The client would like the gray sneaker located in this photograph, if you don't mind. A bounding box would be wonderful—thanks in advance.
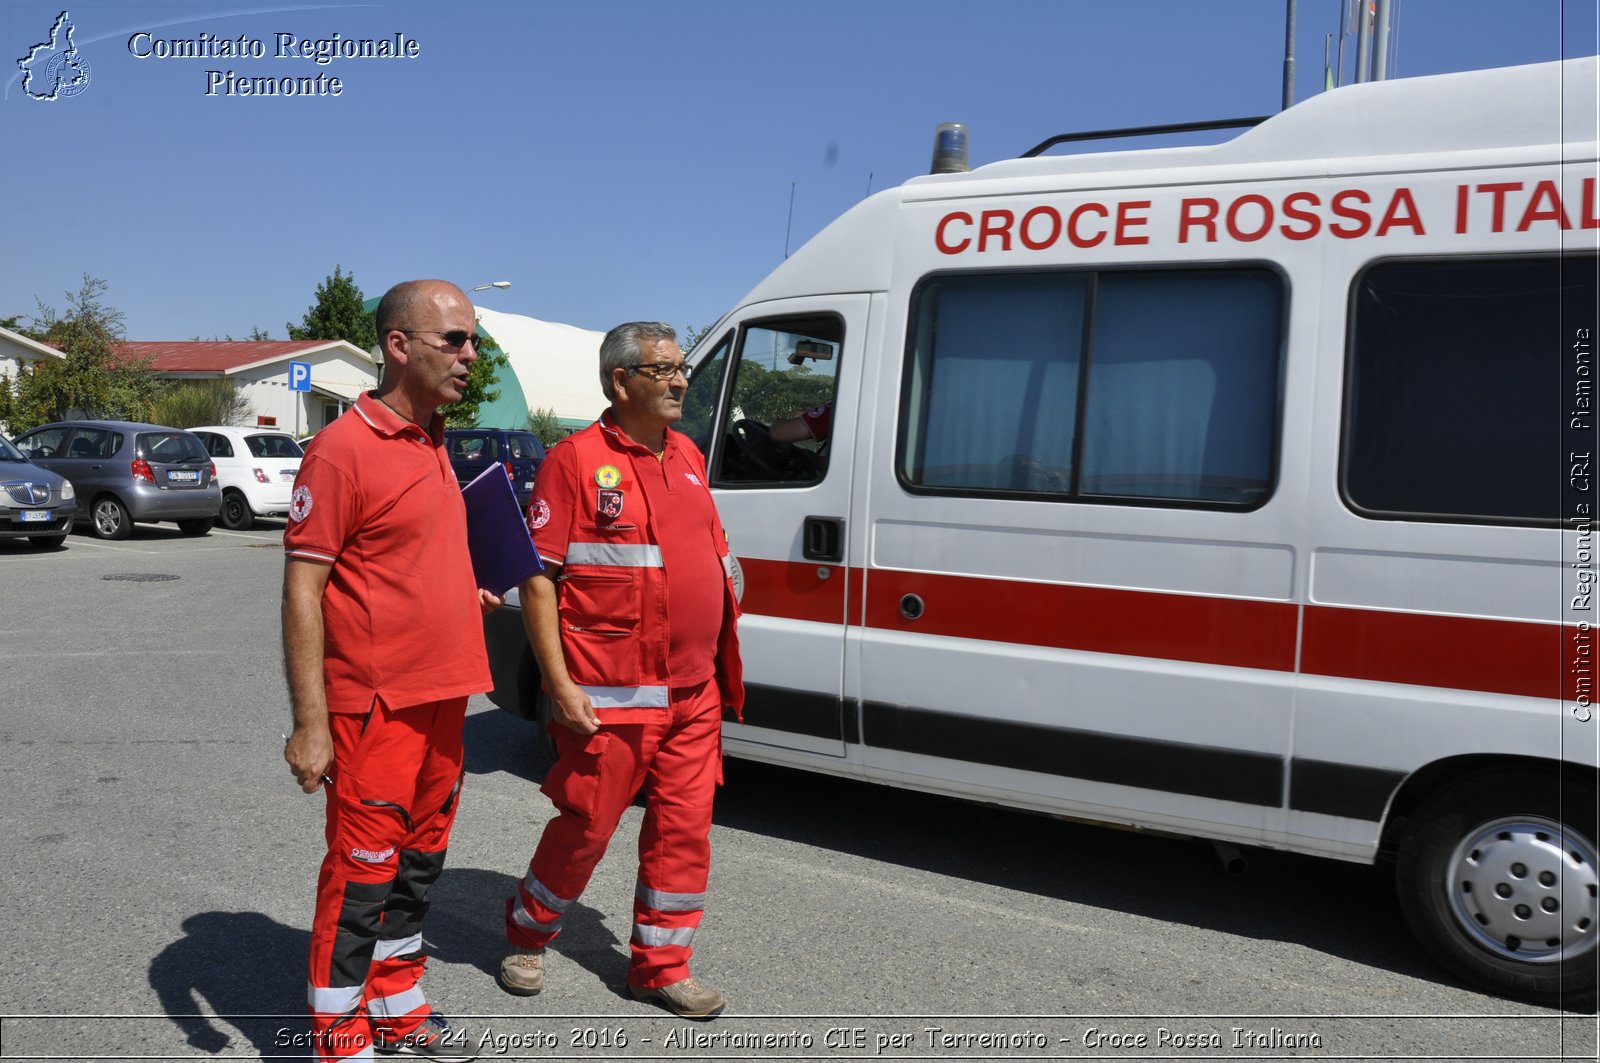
[629,976,726,1020]
[498,949,544,996]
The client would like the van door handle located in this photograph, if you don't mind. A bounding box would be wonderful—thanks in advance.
[802,516,844,563]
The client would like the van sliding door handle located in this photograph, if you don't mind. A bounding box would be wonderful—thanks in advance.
[802,516,844,563]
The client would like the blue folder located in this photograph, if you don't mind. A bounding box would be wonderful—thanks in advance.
[462,462,544,595]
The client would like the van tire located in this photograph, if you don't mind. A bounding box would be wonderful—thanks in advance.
[1396,770,1598,1010]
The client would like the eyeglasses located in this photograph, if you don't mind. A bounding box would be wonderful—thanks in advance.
[627,362,690,381]
[398,329,483,352]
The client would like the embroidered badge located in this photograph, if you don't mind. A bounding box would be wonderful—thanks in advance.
[595,464,621,488]
[527,497,550,531]
[598,488,624,519]
[684,471,702,486]
[289,485,313,522]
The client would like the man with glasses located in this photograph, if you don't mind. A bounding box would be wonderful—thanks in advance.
[284,279,493,1062]
[501,321,743,1020]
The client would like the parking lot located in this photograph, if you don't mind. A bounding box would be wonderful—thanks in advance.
[0,525,1593,1061]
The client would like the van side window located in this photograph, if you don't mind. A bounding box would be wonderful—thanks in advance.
[1344,255,1597,526]
[902,268,1283,507]
[712,316,843,487]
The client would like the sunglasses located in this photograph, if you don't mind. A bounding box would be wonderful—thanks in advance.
[399,329,483,351]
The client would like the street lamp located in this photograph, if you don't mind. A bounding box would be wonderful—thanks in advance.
[471,281,511,292]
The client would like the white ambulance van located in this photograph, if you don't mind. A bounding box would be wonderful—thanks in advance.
[488,56,1599,1006]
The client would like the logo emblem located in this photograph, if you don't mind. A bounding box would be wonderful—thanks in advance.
[18,11,91,102]
[595,465,621,488]
[527,497,550,531]
[684,472,702,486]
[598,488,624,519]
[289,485,313,522]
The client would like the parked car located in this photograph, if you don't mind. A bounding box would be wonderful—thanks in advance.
[190,426,304,530]
[443,428,546,507]
[11,420,221,540]
[0,433,77,548]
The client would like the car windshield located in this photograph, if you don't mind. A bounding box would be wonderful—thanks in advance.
[139,431,208,464]
[245,434,303,459]
[0,436,25,461]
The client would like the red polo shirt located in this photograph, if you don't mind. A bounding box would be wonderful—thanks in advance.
[284,393,491,712]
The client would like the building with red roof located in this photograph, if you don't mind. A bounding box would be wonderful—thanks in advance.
[119,338,379,435]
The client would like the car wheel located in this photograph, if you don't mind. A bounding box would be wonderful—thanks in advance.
[1396,769,1599,1009]
[177,518,213,537]
[218,490,253,531]
[91,496,132,541]
[28,534,67,549]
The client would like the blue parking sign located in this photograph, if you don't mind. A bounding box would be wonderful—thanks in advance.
[288,360,311,392]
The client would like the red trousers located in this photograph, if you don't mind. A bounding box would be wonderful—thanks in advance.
[307,696,466,1063]
[506,680,722,988]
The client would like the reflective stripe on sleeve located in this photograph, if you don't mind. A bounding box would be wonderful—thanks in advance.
[564,542,664,567]
[308,983,363,1014]
[632,924,696,948]
[367,985,426,1020]
[372,933,422,961]
[636,882,706,912]
[580,684,669,709]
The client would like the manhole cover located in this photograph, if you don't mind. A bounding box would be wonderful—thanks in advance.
[102,573,180,582]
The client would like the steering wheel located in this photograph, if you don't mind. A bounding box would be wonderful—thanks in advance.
[729,419,790,479]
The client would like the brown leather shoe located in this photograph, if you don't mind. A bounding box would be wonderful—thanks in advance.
[629,976,726,1019]
[498,950,544,996]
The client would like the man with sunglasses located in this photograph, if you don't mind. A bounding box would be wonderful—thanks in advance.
[501,322,743,1020]
[284,279,494,1062]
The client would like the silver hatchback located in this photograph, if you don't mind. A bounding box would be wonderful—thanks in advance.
[11,420,222,540]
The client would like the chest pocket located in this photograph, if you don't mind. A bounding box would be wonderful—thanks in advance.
[559,524,653,636]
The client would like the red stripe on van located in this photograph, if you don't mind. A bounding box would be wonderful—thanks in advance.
[861,568,1298,671]
[738,558,1577,699]
[1301,605,1571,700]
[739,556,848,623]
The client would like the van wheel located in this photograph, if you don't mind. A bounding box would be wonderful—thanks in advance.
[91,496,132,540]
[28,534,67,549]
[218,490,254,530]
[177,518,213,537]
[1396,770,1598,1009]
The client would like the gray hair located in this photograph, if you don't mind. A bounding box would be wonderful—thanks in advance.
[599,321,677,401]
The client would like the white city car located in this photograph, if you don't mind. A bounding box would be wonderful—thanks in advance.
[189,426,303,530]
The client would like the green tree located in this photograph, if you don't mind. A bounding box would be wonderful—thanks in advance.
[147,380,249,428]
[527,406,565,446]
[682,322,717,353]
[444,329,506,428]
[7,275,161,430]
[286,265,377,351]
[730,361,833,424]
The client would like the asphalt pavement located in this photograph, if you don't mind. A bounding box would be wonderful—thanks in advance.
[0,525,1593,1061]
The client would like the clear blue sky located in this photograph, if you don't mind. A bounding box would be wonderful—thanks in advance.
[2,0,1595,342]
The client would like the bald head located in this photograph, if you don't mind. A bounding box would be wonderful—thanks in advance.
[375,279,469,342]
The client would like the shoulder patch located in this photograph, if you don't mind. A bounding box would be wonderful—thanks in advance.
[289,485,313,522]
[527,497,551,531]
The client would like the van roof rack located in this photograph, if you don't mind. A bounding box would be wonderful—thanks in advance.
[1020,115,1272,158]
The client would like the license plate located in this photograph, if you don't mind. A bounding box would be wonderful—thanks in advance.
[168,470,198,483]
[523,482,534,490]
[280,470,297,481]
[20,509,51,522]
